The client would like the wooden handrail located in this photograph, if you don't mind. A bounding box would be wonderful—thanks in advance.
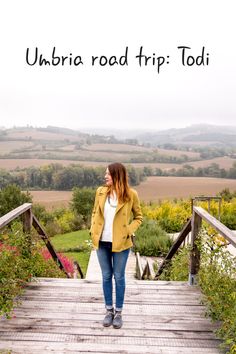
[153,205,236,285]
[73,261,84,279]
[189,206,236,285]
[0,203,32,229]
[193,206,236,247]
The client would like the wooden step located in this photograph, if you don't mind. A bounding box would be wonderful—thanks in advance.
[0,277,221,353]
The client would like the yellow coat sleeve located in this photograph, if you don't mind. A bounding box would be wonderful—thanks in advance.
[89,187,100,235]
[127,189,143,236]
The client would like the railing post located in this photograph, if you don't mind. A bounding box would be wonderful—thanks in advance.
[22,208,33,253]
[136,252,143,280]
[189,211,202,285]
[22,208,32,233]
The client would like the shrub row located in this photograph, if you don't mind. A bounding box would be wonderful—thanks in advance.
[157,228,236,353]
[133,218,173,256]
[142,198,236,232]
[0,222,69,318]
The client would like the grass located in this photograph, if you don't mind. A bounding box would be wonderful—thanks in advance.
[50,230,91,277]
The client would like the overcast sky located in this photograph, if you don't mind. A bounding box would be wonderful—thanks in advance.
[0,0,235,132]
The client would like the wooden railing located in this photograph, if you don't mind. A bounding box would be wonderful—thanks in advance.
[136,206,236,284]
[155,218,192,279]
[189,206,236,285]
[0,203,84,279]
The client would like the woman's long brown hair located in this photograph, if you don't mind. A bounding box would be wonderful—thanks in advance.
[107,163,131,202]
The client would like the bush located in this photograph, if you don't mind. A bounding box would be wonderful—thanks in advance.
[220,199,236,229]
[32,204,83,237]
[158,246,190,281]
[27,245,66,278]
[133,218,173,256]
[198,230,236,354]
[44,219,62,237]
[0,223,65,318]
[142,200,191,233]
[32,203,54,224]
[142,197,236,233]
[158,228,236,353]
[0,241,28,316]
[41,249,74,277]
[56,210,84,234]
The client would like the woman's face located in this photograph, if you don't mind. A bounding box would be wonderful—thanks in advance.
[105,168,113,186]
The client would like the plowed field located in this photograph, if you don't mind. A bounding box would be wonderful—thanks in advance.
[29,176,236,208]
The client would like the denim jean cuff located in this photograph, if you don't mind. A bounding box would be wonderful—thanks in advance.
[115,307,122,312]
[106,305,113,310]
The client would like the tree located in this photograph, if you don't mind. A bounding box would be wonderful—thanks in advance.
[0,184,32,216]
[71,187,96,225]
[0,169,13,188]
[143,166,153,176]
[227,162,236,179]
[218,188,236,202]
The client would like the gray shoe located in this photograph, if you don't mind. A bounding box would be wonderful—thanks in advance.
[113,311,123,329]
[103,309,114,327]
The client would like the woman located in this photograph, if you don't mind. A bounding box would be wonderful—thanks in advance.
[90,162,143,329]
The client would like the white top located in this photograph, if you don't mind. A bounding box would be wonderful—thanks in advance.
[101,192,118,242]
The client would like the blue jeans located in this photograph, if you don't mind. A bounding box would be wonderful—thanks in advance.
[96,241,130,311]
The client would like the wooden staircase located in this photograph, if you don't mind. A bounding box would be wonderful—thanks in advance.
[0,276,221,353]
[1,203,232,353]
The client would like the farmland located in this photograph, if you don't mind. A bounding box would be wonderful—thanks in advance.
[135,176,236,202]
[83,143,151,153]
[0,158,181,171]
[188,156,236,169]
[0,141,200,164]
[30,190,73,210]
[0,127,202,166]
[0,154,236,171]
[2,126,236,206]
[1,156,235,172]
[5,128,83,141]
[1,126,236,173]
[0,141,34,154]
[0,127,236,196]
[29,176,236,208]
